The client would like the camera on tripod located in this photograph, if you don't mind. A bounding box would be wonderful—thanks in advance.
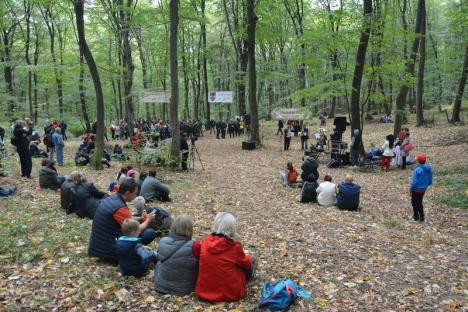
[190,135,198,145]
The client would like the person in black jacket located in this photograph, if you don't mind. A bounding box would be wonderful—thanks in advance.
[297,173,319,203]
[350,129,361,166]
[301,157,319,182]
[71,172,108,219]
[13,120,33,178]
[180,134,189,170]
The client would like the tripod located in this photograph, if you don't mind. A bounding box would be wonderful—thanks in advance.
[188,143,204,171]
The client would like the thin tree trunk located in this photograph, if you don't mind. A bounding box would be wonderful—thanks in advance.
[451,44,468,122]
[416,0,426,126]
[74,0,105,169]
[247,0,259,144]
[350,0,372,154]
[79,53,92,132]
[393,0,425,136]
[121,0,135,135]
[200,0,209,121]
[169,0,180,160]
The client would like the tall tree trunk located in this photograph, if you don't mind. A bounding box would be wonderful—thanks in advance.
[2,32,15,113]
[74,0,105,169]
[79,53,92,132]
[416,0,426,126]
[169,0,180,161]
[246,0,260,144]
[200,0,209,121]
[350,0,372,154]
[393,0,425,136]
[136,28,150,120]
[24,1,33,119]
[428,32,443,111]
[121,0,135,136]
[451,44,468,123]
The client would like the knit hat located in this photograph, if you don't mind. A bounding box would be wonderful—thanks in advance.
[127,169,136,177]
[416,154,427,163]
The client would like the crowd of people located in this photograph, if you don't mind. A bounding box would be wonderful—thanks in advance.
[0,113,435,304]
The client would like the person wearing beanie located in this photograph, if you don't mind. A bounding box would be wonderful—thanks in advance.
[409,154,433,222]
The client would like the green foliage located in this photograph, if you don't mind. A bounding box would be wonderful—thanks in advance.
[434,166,468,209]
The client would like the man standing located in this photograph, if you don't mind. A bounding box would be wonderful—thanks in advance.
[88,178,156,264]
[350,129,361,167]
[52,127,65,166]
[409,154,433,222]
[276,120,284,135]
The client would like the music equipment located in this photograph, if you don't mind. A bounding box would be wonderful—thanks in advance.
[242,141,256,150]
[333,117,349,132]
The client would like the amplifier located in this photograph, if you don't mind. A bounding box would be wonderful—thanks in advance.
[242,141,256,150]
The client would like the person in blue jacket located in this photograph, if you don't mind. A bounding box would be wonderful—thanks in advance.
[336,174,361,211]
[409,154,433,222]
[117,219,158,277]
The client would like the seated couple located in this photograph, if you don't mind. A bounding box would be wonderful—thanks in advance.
[280,157,319,187]
[297,174,361,211]
[61,171,108,219]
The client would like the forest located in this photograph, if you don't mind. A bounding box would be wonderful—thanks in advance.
[1,0,466,140]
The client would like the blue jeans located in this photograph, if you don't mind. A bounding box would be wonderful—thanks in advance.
[56,146,64,165]
[139,228,157,245]
[0,187,16,197]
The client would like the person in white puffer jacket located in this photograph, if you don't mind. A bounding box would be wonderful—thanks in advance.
[316,175,337,206]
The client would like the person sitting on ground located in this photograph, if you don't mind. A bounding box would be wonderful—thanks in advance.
[71,172,109,219]
[88,178,157,264]
[297,173,319,203]
[39,159,65,191]
[109,167,129,192]
[336,174,361,211]
[30,140,48,158]
[301,156,319,182]
[116,219,158,277]
[140,170,171,202]
[113,144,123,155]
[133,196,172,233]
[195,212,256,302]
[75,148,90,166]
[61,171,80,214]
[316,175,337,207]
[154,215,200,295]
[0,187,16,197]
[279,161,298,187]
[137,172,147,195]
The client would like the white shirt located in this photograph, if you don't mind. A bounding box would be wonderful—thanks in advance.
[381,140,394,157]
[316,181,337,206]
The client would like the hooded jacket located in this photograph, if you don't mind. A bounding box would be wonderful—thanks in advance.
[410,163,433,193]
[116,236,156,277]
[39,166,61,190]
[195,234,253,302]
[72,182,108,219]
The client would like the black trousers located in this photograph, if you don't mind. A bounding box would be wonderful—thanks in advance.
[221,129,226,139]
[411,191,425,221]
[284,138,291,150]
[401,156,407,169]
[181,151,188,170]
[276,128,283,135]
[18,148,32,177]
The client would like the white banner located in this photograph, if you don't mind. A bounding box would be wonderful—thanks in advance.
[140,91,171,103]
[208,91,233,103]
[272,108,308,120]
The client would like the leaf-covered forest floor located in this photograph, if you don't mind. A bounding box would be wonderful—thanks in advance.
[0,120,467,311]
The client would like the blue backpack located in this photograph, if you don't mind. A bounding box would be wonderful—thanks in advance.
[258,278,313,311]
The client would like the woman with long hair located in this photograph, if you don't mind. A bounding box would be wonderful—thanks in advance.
[381,134,395,171]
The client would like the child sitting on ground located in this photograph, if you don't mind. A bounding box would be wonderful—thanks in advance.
[133,196,172,235]
[116,218,158,277]
[280,161,298,187]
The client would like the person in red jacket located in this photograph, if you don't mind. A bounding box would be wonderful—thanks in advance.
[195,212,256,302]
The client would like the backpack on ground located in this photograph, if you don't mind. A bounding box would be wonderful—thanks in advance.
[258,277,313,311]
